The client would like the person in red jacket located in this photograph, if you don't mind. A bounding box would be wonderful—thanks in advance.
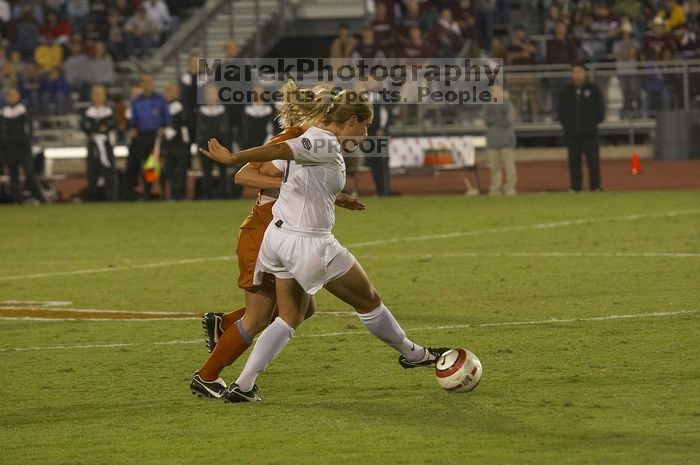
[40,10,71,45]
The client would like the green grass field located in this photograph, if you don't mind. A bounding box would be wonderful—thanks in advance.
[1,191,699,465]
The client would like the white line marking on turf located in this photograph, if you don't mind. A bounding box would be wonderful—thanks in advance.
[2,209,699,282]
[0,309,695,352]
[0,256,234,282]
[345,209,700,248]
[358,252,700,259]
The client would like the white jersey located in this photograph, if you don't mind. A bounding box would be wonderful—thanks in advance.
[271,126,346,234]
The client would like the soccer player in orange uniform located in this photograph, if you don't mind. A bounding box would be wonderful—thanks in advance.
[190,121,364,398]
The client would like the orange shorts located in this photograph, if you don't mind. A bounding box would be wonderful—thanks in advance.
[236,200,275,291]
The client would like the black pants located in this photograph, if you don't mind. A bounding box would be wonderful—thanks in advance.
[125,131,157,199]
[566,136,601,191]
[365,151,391,196]
[4,142,46,203]
[86,141,118,201]
[163,141,190,200]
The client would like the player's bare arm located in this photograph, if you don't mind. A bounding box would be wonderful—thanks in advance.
[200,138,293,165]
[234,162,283,189]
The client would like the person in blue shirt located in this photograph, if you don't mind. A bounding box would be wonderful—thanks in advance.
[125,73,170,199]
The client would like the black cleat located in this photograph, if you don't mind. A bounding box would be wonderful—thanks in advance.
[223,383,262,403]
[190,372,227,399]
[202,312,224,352]
[399,347,451,369]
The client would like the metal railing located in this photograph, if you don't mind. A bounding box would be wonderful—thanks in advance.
[145,0,292,77]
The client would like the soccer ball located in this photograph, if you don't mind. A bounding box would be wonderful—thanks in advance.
[435,348,482,392]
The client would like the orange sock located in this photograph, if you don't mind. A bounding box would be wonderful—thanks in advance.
[221,307,246,331]
[198,320,252,381]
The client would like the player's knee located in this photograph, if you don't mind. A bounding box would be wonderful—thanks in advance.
[356,288,382,313]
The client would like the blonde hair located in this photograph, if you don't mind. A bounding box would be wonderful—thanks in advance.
[277,80,373,129]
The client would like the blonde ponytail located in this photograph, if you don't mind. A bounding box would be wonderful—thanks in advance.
[276,80,373,129]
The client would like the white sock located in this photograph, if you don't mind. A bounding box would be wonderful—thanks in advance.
[357,303,426,362]
[235,317,295,392]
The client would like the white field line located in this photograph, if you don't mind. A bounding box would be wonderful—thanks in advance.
[357,251,700,259]
[0,309,696,353]
[345,209,700,248]
[2,209,699,283]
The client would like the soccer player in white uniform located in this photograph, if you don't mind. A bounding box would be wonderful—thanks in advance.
[200,82,448,402]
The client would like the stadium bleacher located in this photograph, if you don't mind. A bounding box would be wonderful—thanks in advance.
[1,0,699,203]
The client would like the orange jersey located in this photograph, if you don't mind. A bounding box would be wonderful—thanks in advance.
[236,126,303,290]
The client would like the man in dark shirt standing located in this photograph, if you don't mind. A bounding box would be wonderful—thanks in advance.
[126,73,170,199]
[558,63,605,192]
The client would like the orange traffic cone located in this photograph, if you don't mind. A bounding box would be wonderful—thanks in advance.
[630,153,641,175]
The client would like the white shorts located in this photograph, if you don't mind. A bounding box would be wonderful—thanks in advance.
[253,221,356,295]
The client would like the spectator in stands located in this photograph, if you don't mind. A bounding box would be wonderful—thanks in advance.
[111,0,133,19]
[489,36,507,60]
[558,63,604,192]
[506,24,538,120]
[40,66,70,115]
[582,2,618,62]
[370,3,394,55]
[546,20,578,119]
[40,9,71,45]
[399,1,431,43]
[351,27,387,66]
[89,0,109,26]
[14,5,41,60]
[86,41,115,89]
[368,0,398,24]
[613,17,641,117]
[83,19,104,48]
[18,63,41,111]
[679,0,700,57]
[0,87,46,203]
[329,23,357,69]
[451,0,479,46]
[544,3,564,35]
[432,8,464,57]
[655,0,686,32]
[34,36,63,73]
[143,0,173,42]
[81,84,118,201]
[196,83,230,199]
[0,0,10,38]
[162,83,190,200]
[398,26,433,123]
[11,3,44,24]
[0,50,23,91]
[63,42,89,100]
[644,16,677,57]
[484,84,517,195]
[66,0,89,30]
[124,5,158,57]
[106,12,127,61]
[125,73,170,200]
